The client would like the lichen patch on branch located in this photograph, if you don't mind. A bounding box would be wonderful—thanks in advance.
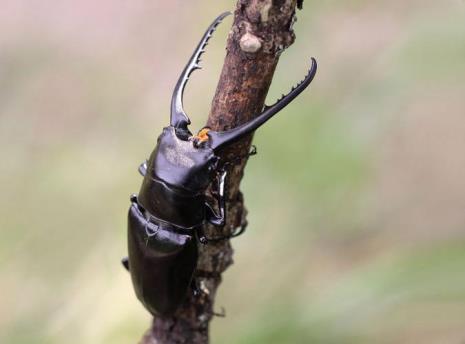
[260,0,273,22]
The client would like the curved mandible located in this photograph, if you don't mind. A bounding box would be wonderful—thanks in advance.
[208,57,318,151]
[170,11,231,131]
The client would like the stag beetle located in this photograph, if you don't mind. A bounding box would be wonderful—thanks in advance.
[122,12,317,317]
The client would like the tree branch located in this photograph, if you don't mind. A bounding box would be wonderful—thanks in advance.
[140,1,300,343]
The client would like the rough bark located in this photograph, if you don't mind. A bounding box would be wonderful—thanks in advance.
[140,1,300,343]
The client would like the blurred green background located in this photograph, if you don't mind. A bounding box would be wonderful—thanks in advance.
[1,1,465,343]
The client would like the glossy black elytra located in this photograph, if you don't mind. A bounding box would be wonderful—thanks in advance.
[122,12,317,317]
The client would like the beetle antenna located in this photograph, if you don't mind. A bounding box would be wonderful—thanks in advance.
[208,58,317,151]
[170,11,231,133]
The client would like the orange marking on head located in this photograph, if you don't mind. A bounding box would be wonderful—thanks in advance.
[195,128,210,143]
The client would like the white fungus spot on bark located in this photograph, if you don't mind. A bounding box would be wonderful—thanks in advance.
[260,0,272,22]
[240,32,262,53]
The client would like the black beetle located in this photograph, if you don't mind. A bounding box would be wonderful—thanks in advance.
[122,12,317,317]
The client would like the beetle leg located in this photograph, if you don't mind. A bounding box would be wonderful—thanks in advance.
[230,218,248,238]
[203,170,251,242]
[204,202,248,243]
[208,58,317,151]
[170,12,231,134]
[121,257,129,271]
[138,160,148,176]
[199,222,247,243]
[205,203,223,226]
[205,170,227,226]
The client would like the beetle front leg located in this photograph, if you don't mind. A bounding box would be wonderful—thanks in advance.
[205,170,227,227]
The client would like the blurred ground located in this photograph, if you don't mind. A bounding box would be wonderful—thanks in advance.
[1,1,464,343]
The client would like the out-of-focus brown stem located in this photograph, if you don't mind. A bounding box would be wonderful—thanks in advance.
[141,1,300,343]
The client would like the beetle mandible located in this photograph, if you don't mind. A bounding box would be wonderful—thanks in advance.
[122,12,317,317]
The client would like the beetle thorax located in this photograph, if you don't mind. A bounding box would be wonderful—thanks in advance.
[164,136,197,168]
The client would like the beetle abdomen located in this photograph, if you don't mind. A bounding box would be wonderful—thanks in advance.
[127,200,198,316]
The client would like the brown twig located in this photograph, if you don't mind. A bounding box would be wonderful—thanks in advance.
[140,1,300,343]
